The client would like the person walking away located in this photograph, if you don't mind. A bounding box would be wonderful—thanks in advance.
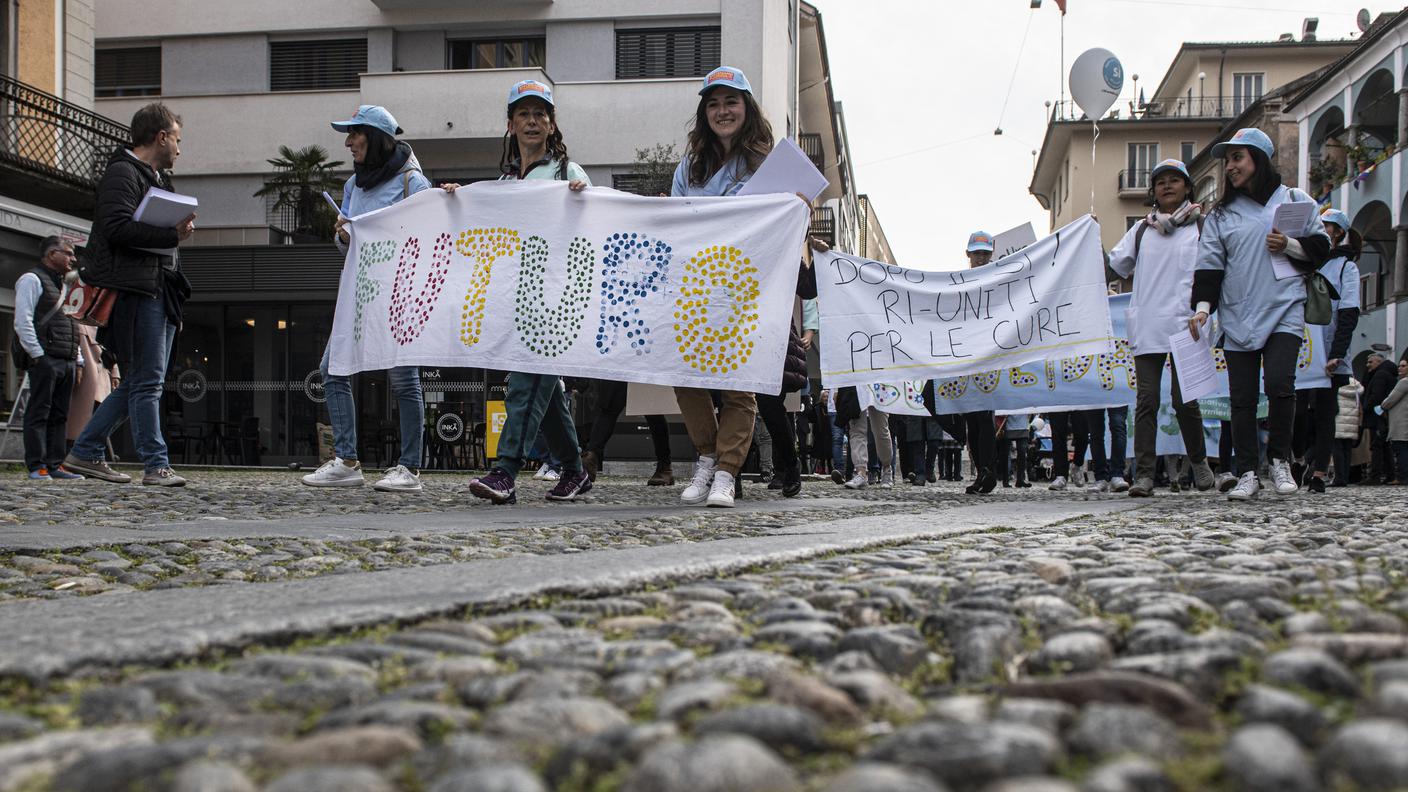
[451,81,593,505]
[14,237,84,480]
[1189,128,1330,500]
[300,105,430,492]
[64,104,194,487]
[1107,158,1216,497]
[1297,209,1361,492]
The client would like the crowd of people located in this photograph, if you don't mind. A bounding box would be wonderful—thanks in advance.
[12,78,1408,502]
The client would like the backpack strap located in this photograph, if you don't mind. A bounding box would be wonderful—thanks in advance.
[1133,223,1148,261]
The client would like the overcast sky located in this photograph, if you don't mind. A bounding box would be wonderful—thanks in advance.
[818,0,1385,267]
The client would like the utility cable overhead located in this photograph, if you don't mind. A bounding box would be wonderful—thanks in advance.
[994,8,1037,136]
[854,132,989,168]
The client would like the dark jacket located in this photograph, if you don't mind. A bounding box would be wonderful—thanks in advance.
[1366,358,1399,410]
[28,266,78,360]
[81,148,184,298]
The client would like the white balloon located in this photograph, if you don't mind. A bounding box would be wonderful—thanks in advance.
[1069,48,1124,120]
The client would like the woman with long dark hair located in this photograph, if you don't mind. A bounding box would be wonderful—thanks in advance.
[1189,128,1330,500]
[670,66,815,507]
[1297,209,1361,489]
[449,80,594,505]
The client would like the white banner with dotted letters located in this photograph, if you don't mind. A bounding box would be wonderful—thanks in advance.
[814,215,1114,387]
[328,181,810,392]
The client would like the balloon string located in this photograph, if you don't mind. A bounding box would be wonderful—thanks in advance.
[1090,119,1100,216]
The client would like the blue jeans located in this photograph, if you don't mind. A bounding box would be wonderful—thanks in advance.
[319,344,423,469]
[1082,406,1129,481]
[495,372,581,480]
[829,418,846,473]
[71,294,175,472]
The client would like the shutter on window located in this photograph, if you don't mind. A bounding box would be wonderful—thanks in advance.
[615,27,721,80]
[95,48,161,97]
[270,39,367,92]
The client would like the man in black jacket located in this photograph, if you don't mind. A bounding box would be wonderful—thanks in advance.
[63,103,195,487]
[1364,350,1399,484]
[13,237,84,480]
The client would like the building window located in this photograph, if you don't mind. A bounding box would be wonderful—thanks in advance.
[1196,176,1218,206]
[1233,72,1264,115]
[1181,141,1195,164]
[447,38,545,70]
[270,39,367,92]
[95,47,161,97]
[615,27,721,80]
[1126,217,1143,230]
[1125,142,1159,190]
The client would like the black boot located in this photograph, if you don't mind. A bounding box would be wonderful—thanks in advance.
[782,464,802,498]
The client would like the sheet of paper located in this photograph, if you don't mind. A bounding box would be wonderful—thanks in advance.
[323,191,343,216]
[1267,200,1315,281]
[133,187,197,256]
[1169,327,1219,403]
[736,137,829,202]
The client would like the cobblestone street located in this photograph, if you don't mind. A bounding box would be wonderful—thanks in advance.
[2,471,1408,791]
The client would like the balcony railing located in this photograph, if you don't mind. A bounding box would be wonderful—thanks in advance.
[0,74,130,193]
[809,205,835,246]
[1118,169,1151,195]
[1049,96,1230,122]
[799,132,824,171]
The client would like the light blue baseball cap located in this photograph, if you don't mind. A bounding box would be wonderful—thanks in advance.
[1150,158,1191,182]
[699,66,753,96]
[1211,127,1274,160]
[966,231,995,253]
[507,79,554,108]
[1321,208,1350,230]
[330,105,402,136]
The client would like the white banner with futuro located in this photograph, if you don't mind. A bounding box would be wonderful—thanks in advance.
[814,215,1114,387]
[328,181,810,392]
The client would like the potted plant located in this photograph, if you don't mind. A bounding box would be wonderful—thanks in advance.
[1345,143,1373,173]
[254,145,344,244]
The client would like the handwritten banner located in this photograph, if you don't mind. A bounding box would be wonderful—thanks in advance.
[328,181,810,392]
[815,215,1113,386]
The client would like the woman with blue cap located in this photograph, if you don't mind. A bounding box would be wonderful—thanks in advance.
[956,231,998,495]
[1107,158,1215,497]
[449,80,592,506]
[302,105,431,493]
[669,65,817,508]
[1295,208,1361,490]
[1188,127,1331,500]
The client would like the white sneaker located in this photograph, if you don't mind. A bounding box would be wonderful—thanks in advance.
[681,455,717,504]
[1048,476,1067,491]
[1215,471,1239,493]
[706,470,736,508]
[880,469,894,489]
[1110,476,1130,493]
[302,458,364,487]
[1269,459,1298,495]
[374,464,422,492]
[1070,466,1086,487]
[844,473,868,490]
[533,465,561,481]
[1227,471,1261,501]
[1086,479,1111,493]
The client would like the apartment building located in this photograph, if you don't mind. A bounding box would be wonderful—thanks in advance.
[1029,31,1354,283]
[1,0,128,420]
[90,0,871,467]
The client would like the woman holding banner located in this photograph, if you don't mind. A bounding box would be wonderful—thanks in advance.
[669,66,816,508]
[1189,128,1330,500]
[450,80,594,505]
[1107,158,1215,497]
[959,231,999,495]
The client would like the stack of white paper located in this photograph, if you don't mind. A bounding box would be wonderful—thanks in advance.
[737,137,830,202]
[134,187,198,255]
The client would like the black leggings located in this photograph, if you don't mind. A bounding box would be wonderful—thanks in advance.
[1295,375,1348,475]
[586,379,670,463]
[1049,411,1090,477]
[756,392,798,470]
[1225,332,1301,475]
[963,410,996,474]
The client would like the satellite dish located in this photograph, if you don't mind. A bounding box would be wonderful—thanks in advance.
[1357,8,1372,33]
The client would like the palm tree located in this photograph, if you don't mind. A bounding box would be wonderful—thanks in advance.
[254,145,344,243]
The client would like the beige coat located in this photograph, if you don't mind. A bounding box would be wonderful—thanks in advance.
[66,324,119,440]
[1381,378,1408,442]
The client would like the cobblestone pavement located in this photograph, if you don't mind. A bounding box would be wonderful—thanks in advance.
[2,471,1408,791]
